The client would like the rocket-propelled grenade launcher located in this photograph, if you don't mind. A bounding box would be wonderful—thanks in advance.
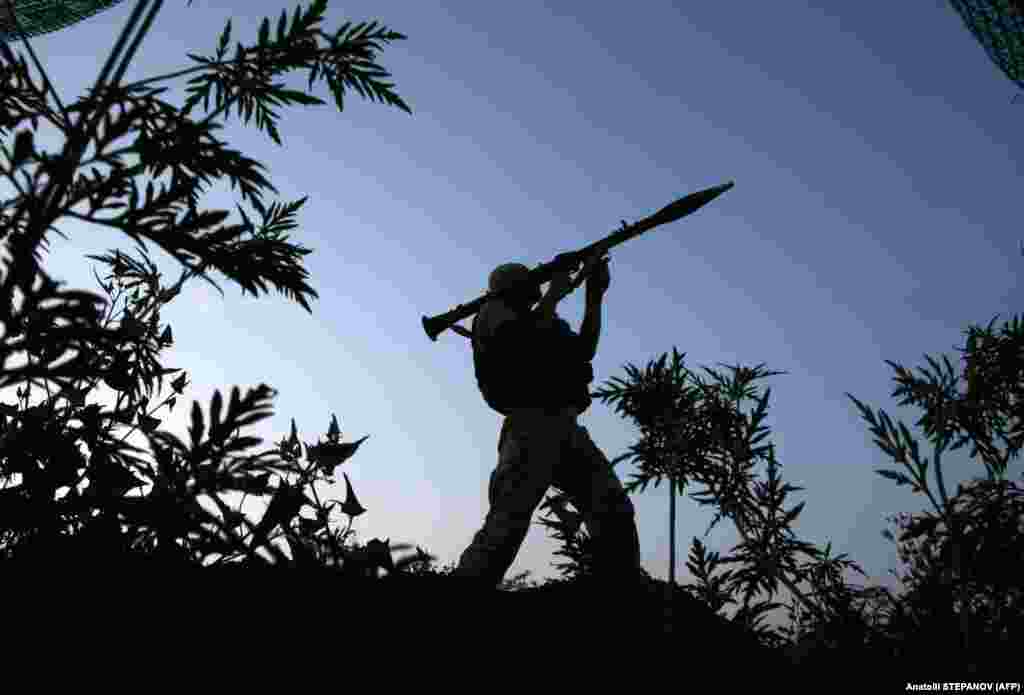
[421,180,735,342]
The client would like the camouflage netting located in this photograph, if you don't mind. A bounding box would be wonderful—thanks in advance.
[948,0,1024,95]
[0,0,127,41]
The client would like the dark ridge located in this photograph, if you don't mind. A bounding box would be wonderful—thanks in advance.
[4,556,1017,684]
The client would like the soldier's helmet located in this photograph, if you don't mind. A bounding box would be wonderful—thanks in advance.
[488,263,541,304]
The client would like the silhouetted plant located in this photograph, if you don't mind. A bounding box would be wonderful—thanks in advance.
[534,323,1022,672]
[0,0,434,578]
[847,313,1023,668]
[534,490,595,582]
[533,349,866,647]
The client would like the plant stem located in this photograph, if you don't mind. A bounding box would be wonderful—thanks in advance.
[63,209,132,230]
[725,410,828,627]
[3,0,71,131]
[5,1,152,309]
[122,45,302,93]
[665,471,677,633]
[930,405,971,656]
[109,0,164,90]
[668,473,676,587]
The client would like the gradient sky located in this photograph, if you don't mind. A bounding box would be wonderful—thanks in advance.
[4,0,1021,613]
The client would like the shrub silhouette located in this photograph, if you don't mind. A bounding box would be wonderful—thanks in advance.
[527,318,1021,679]
[0,1,440,585]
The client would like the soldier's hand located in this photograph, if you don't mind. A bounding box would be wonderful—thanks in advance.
[585,256,610,297]
[548,268,573,297]
[551,252,578,272]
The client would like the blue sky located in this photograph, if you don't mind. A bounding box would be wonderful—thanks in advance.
[4,0,1020,611]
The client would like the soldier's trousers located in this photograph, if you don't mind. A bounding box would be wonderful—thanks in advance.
[454,406,641,588]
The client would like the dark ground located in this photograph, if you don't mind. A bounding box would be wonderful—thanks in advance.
[4,557,1016,688]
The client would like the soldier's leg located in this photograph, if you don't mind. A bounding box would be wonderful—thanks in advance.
[553,424,641,581]
[454,417,565,588]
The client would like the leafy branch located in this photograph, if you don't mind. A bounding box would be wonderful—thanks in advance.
[0,0,412,327]
[576,349,863,636]
[0,0,428,581]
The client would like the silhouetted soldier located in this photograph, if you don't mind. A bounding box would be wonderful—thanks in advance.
[453,255,642,589]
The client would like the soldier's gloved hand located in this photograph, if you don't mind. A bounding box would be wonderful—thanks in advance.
[585,256,610,298]
[551,252,579,272]
[548,268,573,298]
